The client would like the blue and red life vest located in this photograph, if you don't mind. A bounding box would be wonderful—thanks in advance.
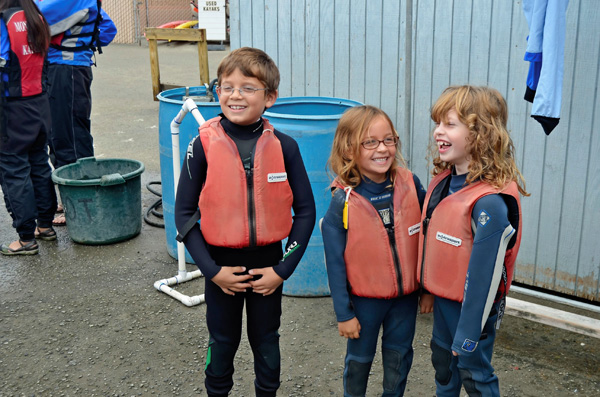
[0,7,46,98]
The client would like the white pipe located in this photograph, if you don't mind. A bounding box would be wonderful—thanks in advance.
[154,97,207,306]
[511,285,600,314]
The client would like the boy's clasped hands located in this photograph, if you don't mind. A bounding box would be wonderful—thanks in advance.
[212,265,284,296]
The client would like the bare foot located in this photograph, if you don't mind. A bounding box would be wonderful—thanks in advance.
[53,214,66,226]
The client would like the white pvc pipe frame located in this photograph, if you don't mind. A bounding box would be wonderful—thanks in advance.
[154,98,206,306]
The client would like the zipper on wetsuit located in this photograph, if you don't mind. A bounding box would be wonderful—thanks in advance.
[386,225,404,296]
[245,161,257,247]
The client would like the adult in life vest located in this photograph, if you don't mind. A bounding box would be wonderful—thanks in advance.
[35,0,116,225]
[0,0,57,255]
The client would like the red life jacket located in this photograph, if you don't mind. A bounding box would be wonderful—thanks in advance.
[199,117,294,248]
[1,8,45,98]
[334,167,422,299]
[417,169,522,302]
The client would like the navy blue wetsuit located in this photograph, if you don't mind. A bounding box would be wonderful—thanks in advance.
[429,172,515,397]
[175,115,316,397]
[322,174,426,397]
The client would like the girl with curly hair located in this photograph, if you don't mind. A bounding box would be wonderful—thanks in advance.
[418,85,529,396]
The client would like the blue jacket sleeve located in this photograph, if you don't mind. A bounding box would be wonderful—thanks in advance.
[451,194,515,355]
[272,131,316,280]
[322,189,355,322]
[98,9,116,46]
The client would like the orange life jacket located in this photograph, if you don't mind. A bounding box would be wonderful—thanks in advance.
[333,168,422,299]
[199,117,293,248]
[417,169,522,302]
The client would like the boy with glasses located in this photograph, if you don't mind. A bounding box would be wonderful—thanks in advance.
[175,47,316,397]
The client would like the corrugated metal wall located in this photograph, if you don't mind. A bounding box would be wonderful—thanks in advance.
[230,0,600,301]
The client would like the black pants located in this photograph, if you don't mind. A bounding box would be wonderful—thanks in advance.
[47,64,94,168]
[204,274,283,397]
[0,94,57,240]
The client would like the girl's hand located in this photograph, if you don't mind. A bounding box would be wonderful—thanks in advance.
[248,267,284,296]
[211,266,253,295]
[338,317,361,339]
[419,293,434,314]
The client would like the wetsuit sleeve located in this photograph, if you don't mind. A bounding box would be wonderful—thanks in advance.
[174,135,222,280]
[98,9,117,46]
[272,131,317,280]
[451,194,515,355]
[322,189,355,322]
[412,173,427,210]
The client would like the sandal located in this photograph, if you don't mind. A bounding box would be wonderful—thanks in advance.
[1,240,39,256]
[52,213,66,226]
[35,227,57,241]
[56,204,64,214]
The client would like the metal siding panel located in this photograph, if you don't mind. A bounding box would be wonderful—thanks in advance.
[305,0,320,95]
[507,1,539,284]
[239,0,253,47]
[334,0,350,99]
[291,0,306,96]
[558,0,600,299]
[533,0,578,291]
[468,0,492,84]
[449,0,472,84]
[230,0,241,49]
[319,0,335,97]
[488,0,512,93]
[252,0,266,49]
[431,0,453,109]
[411,0,435,182]
[350,0,367,103]
[397,0,410,156]
[277,0,293,96]
[380,0,401,135]
[579,46,600,300]
[364,0,383,106]
[264,0,279,63]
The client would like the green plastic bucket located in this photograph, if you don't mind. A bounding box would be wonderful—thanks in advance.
[52,157,145,245]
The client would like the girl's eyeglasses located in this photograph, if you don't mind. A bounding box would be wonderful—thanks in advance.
[361,136,399,149]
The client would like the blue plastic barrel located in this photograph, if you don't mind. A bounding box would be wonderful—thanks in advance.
[264,97,362,296]
[157,86,221,262]
[157,89,362,295]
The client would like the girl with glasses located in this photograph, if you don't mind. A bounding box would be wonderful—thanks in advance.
[322,105,433,396]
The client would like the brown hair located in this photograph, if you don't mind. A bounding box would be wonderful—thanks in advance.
[429,85,529,196]
[217,47,280,94]
[328,105,406,188]
[0,0,50,57]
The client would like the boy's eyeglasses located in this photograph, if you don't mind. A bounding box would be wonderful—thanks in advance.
[217,86,268,97]
[361,136,399,149]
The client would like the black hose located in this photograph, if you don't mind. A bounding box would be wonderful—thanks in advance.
[144,180,164,228]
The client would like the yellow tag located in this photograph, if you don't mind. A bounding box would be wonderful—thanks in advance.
[342,187,352,230]
[343,201,349,230]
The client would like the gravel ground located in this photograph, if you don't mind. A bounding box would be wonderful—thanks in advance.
[1,43,599,396]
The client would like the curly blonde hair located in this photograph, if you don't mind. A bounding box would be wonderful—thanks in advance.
[328,105,406,188]
[429,85,529,196]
